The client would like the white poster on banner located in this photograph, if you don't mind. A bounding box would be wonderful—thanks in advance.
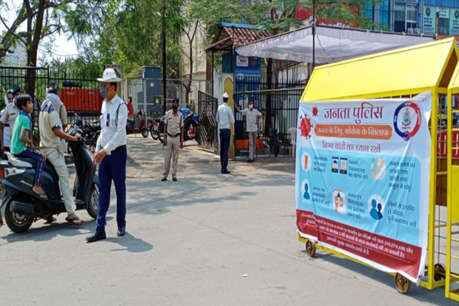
[295,93,432,282]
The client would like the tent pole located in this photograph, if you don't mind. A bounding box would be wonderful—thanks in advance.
[312,0,316,74]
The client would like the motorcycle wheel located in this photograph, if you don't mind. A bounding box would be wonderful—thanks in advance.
[86,184,99,219]
[141,129,149,138]
[4,197,33,233]
[150,126,159,140]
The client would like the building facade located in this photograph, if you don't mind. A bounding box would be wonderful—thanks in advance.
[364,0,459,36]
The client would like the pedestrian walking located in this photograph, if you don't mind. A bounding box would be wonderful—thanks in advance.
[87,68,128,243]
[162,99,183,182]
[236,101,262,162]
[216,92,234,174]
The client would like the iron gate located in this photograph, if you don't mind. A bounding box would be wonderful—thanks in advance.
[234,82,303,156]
[198,91,218,152]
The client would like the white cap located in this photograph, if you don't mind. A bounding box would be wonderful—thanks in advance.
[97,68,122,83]
[222,92,229,99]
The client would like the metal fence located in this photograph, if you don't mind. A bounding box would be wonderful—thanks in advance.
[0,65,102,138]
[197,91,218,152]
[126,78,207,118]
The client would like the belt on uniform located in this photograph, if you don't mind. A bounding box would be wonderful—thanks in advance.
[167,133,181,138]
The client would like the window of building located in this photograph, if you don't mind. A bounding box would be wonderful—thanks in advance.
[394,1,406,32]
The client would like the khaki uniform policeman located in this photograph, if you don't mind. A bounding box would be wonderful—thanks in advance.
[162,101,183,181]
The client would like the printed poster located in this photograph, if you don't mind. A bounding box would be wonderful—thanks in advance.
[295,93,432,282]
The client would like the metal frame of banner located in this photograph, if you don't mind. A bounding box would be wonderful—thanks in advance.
[446,83,459,302]
[297,38,459,302]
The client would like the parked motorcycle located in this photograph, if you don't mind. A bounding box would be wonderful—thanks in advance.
[150,117,165,144]
[179,106,200,143]
[127,111,153,138]
[149,106,200,144]
[0,123,99,233]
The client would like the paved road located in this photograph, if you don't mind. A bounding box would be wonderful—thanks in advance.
[0,137,455,306]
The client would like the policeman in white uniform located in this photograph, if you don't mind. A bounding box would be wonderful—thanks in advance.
[87,68,128,243]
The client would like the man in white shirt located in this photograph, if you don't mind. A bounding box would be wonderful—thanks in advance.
[40,96,82,224]
[216,92,234,174]
[236,101,262,162]
[87,68,128,243]
[0,88,19,152]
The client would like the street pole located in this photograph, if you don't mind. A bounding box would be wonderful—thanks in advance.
[161,0,167,113]
[312,0,316,73]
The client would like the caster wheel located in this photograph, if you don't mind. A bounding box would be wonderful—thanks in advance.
[394,273,411,294]
[305,240,317,258]
[434,263,446,281]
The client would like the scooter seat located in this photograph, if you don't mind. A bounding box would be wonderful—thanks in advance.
[5,152,33,168]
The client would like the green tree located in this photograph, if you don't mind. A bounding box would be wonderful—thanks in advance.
[0,0,75,96]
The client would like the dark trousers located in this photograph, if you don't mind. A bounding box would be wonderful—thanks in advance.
[15,149,45,186]
[96,145,127,232]
[219,129,231,172]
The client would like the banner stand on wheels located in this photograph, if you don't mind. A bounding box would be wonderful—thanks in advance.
[296,37,459,300]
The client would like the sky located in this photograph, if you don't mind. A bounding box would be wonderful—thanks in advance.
[1,0,80,63]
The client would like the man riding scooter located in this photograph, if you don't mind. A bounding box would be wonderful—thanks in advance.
[39,89,82,225]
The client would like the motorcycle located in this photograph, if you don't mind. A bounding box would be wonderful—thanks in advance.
[149,106,200,144]
[127,111,153,138]
[0,123,99,233]
[179,106,200,143]
[150,116,165,144]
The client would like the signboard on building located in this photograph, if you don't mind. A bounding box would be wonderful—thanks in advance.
[451,9,459,35]
[296,93,432,282]
[236,55,249,67]
[423,6,435,34]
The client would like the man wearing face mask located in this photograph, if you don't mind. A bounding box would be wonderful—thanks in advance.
[161,99,183,182]
[39,88,82,225]
[236,100,262,162]
[0,88,20,153]
[87,68,128,243]
[45,83,68,127]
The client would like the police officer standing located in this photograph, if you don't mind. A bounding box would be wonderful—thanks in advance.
[216,92,234,174]
[87,68,128,243]
[162,99,183,182]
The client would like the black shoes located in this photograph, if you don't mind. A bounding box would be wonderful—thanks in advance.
[247,159,255,163]
[86,230,107,243]
[117,227,126,237]
[221,170,231,175]
[172,177,178,182]
[161,178,167,182]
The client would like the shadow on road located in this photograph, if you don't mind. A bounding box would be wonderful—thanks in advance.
[0,217,101,244]
[106,232,154,253]
[310,252,457,306]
